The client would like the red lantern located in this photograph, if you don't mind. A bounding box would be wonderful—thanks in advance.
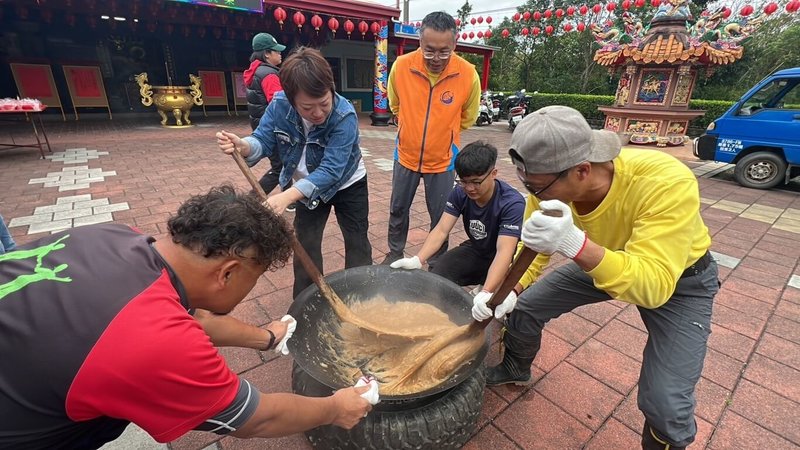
[545,25,554,35]
[740,4,754,16]
[579,4,589,14]
[532,26,541,35]
[468,31,475,39]
[622,0,632,9]
[328,17,339,34]
[521,27,529,36]
[556,8,564,18]
[513,12,521,21]
[311,14,323,33]
[470,17,476,25]
[501,28,510,38]
[485,29,492,37]
[462,32,468,40]
[477,30,484,38]
[358,20,368,38]
[273,7,286,29]
[592,3,602,14]
[651,0,661,7]
[567,6,576,15]
[544,9,552,19]
[344,19,355,37]
[533,11,542,20]
[606,2,617,11]
[722,7,732,17]
[478,16,484,23]
[292,11,305,30]
[763,2,778,14]
[370,21,380,35]
[787,0,800,12]
[635,0,645,7]
[564,23,573,32]
[577,22,586,32]
[455,18,461,26]
[486,16,493,24]
[523,11,531,21]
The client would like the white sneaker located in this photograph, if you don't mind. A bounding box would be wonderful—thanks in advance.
[286,204,296,212]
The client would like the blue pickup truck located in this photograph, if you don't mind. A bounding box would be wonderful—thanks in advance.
[694,67,800,189]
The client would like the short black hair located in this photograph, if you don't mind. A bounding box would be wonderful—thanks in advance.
[455,141,498,178]
[167,185,293,271]
[420,11,457,38]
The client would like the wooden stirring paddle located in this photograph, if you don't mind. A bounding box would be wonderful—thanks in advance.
[380,246,539,389]
[229,149,436,341]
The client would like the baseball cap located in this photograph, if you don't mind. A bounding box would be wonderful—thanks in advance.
[509,105,621,174]
[252,33,286,52]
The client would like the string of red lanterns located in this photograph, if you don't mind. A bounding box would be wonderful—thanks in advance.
[446,0,798,41]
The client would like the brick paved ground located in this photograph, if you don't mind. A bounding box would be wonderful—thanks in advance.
[1,113,799,450]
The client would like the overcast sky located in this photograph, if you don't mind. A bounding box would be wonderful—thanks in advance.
[374,0,523,24]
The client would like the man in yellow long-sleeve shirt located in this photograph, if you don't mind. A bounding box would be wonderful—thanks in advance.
[381,11,481,266]
[481,106,719,450]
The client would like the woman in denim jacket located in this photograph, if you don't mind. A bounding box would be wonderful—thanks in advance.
[217,47,372,298]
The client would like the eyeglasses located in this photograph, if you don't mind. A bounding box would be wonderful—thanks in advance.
[455,170,493,188]
[422,50,452,60]
[517,168,568,197]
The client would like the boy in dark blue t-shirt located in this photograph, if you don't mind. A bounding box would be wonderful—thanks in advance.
[391,141,525,320]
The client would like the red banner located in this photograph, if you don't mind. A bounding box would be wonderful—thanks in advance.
[65,67,102,98]
[15,66,53,98]
[200,72,224,98]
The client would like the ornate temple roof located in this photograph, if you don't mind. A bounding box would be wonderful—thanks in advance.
[592,4,761,67]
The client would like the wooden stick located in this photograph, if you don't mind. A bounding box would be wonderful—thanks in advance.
[229,149,433,340]
[383,247,538,388]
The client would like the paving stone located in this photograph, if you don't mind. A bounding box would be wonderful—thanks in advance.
[27,219,73,234]
[53,208,94,221]
[73,212,114,227]
[98,424,165,449]
[72,199,111,209]
[56,194,93,204]
[93,202,130,214]
[709,411,797,449]
[8,213,54,227]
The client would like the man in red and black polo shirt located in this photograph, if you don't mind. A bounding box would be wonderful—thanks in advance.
[0,185,372,448]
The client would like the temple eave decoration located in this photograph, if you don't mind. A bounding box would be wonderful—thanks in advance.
[593,1,764,147]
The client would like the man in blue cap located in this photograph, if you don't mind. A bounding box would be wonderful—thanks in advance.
[245,33,295,211]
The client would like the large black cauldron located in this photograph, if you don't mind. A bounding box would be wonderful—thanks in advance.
[288,265,488,449]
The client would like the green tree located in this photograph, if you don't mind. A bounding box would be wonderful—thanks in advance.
[456,1,472,33]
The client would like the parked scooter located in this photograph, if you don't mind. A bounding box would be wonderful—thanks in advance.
[476,101,492,126]
[490,98,501,121]
[508,102,527,131]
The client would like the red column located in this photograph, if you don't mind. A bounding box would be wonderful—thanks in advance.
[481,51,492,91]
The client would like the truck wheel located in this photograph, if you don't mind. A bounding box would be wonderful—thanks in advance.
[292,362,485,450]
[734,152,787,190]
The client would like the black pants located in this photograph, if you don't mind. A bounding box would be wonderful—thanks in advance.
[430,241,493,286]
[292,176,372,298]
[258,152,292,195]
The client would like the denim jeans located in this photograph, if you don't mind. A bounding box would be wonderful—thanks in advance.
[508,260,719,447]
[292,176,372,298]
[0,213,16,255]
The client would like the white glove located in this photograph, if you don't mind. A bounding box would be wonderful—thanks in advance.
[390,255,422,270]
[521,199,587,259]
[274,315,297,355]
[471,290,518,321]
[355,375,380,406]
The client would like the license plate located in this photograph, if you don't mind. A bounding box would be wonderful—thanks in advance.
[512,115,522,124]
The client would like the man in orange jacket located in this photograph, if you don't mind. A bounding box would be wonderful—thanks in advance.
[382,11,481,266]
